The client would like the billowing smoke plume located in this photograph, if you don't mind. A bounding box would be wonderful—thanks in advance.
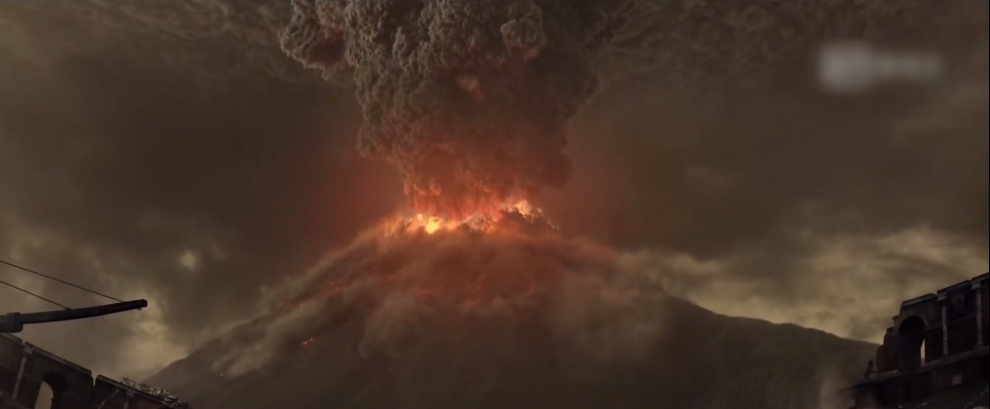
[279,0,633,218]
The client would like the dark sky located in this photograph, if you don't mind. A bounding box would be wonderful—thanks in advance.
[0,1,987,380]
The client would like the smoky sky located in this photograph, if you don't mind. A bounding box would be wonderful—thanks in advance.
[279,1,634,219]
[0,0,400,379]
[1,0,988,381]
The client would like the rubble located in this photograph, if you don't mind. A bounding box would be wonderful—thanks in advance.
[121,379,191,409]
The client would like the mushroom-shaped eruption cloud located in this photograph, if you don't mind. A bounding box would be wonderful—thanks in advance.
[279,0,634,220]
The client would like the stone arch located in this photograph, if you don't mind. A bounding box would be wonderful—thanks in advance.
[35,372,68,409]
[897,315,926,371]
[34,382,53,409]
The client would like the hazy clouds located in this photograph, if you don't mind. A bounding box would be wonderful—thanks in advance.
[1,0,398,378]
[1,0,987,380]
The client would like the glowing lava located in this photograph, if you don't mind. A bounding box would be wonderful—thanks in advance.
[274,200,563,316]
[396,200,555,235]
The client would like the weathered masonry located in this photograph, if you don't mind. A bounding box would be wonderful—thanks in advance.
[0,334,186,409]
[844,272,990,409]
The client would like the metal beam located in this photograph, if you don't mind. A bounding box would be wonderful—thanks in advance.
[1,300,147,333]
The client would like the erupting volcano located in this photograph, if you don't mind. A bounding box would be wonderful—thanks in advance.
[141,1,957,408]
[166,181,686,408]
[161,4,697,405]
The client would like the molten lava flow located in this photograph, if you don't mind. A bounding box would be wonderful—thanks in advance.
[396,199,556,236]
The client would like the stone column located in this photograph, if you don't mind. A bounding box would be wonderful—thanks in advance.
[940,295,950,355]
[11,345,32,399]
[976,282,984,347]
[122,390,135,409]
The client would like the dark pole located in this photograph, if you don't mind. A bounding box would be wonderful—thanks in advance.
[0,300,147,333]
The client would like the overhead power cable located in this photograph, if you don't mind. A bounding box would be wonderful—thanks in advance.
[0,277,70,310]
[0,258,124,303]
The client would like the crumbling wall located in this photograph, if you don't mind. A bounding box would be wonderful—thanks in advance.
[879,274,988,371]
[16,346,95,409]
[850,273,990,408]
[898,295,941,329]
[0,335,23,400]
[943,282,980,355]
[0,334,179,409]
[90,377,131,409]
[978,274,989,348]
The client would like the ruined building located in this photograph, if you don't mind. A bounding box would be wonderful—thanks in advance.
[0,334,188,409]
[844,273,990,409]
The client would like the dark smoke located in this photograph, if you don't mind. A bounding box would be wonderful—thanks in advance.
[279,0,633,219]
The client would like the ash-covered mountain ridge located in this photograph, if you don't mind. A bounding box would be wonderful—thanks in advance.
[148,295,874,409]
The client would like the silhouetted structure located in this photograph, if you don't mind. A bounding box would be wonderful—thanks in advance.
[0,334,188,409]
[844,273,990,409]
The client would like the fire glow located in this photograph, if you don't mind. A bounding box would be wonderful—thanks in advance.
[394,200,556,236]
[273,200,562,316]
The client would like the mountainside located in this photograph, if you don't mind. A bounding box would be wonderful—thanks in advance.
[148,296,875,409]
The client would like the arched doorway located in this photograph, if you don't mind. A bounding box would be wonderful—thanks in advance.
[34,383,53,409]
[34,373,68,409]
[897,316,926,372]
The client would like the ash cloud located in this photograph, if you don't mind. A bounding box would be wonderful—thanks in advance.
[0,0,987,389]
[0,0,397,379]
[280,0,633,218]
[539,1,989,334]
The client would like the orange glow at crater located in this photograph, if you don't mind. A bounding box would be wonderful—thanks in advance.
[394,200,554,236]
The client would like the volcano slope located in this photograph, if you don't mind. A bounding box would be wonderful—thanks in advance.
[147,216,874,409]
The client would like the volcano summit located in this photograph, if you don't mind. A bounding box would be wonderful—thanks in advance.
[148,214,874,409]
